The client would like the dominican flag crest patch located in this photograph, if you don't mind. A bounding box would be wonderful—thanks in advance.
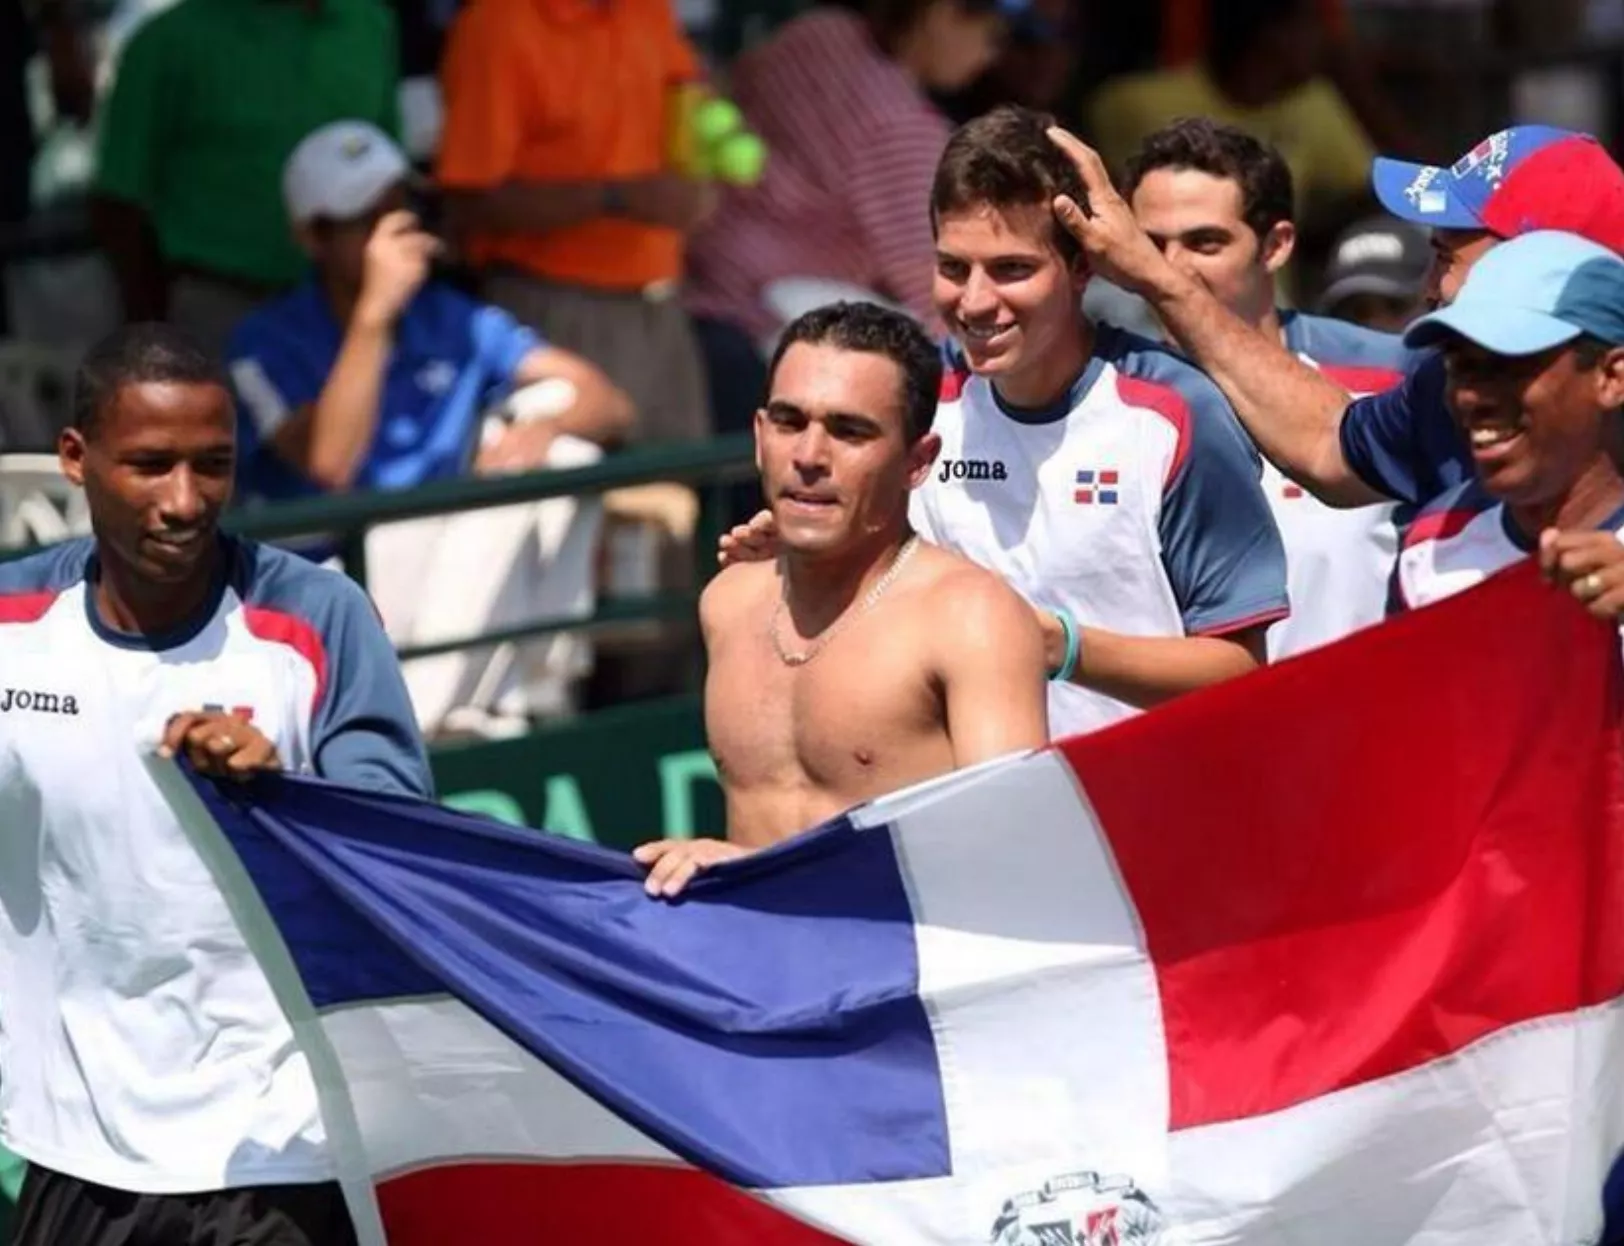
[1075,469,1119,505]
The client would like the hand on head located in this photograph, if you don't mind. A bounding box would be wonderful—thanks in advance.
[1044,126,1176,297]
[158,710,282,781]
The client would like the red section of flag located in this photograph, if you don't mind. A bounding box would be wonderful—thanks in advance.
[1061,563,1624,1130]
[1100,470,1120,486]
[378,1161,851,1244]
[1074,492,1094,504]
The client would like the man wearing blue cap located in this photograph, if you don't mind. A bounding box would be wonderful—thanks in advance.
[1043,124,1624,619]
[1388,231,1624,615]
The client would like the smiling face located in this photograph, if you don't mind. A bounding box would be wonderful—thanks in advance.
[59,379,236,588]
[754,341,939,556]
[1130,166,1292,327]
[1442,337,1624,509]
[933,201,1088,391]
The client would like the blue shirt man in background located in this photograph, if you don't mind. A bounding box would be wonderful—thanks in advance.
[228,120,635,739]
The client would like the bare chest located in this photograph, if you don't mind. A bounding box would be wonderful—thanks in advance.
[705,613,945,809]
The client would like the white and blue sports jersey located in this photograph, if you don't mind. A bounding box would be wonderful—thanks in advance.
[1339,349,1475,507]
[0,536,430,1194]
[914,323,1289,738]
[1266,313,1411,659]
[1395,480,1624,611]
[228,278,541,504]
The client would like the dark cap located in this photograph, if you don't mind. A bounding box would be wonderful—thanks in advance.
[1316,216,1430,314]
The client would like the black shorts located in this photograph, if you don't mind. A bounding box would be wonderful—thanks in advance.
[9,1163,358,1246]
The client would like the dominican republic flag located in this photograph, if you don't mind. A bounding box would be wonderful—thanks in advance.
[154,562,1624,1246]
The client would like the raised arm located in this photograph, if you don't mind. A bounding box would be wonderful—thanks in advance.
[1044,127,1386,508]
[936,570,1050,764]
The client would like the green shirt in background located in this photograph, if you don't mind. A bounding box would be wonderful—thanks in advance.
[93,0,401,290]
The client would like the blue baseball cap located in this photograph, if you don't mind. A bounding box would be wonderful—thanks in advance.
[1403,230,1624,356]
[1371,126,1624,254]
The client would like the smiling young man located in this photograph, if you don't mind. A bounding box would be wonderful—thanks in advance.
[1122,119,1413,658]
[636,302,1048,898]
[1390,232,1624,615]
[917,105,1287,737]
[0,325,430,1246]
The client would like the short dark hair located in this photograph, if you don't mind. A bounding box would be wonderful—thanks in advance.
[1121,117,1296,238]
[766,301,942,442]
[931,105,1087,265]
[72,323,228,435]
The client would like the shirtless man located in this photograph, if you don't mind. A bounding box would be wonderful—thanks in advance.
[634,301,1049,897]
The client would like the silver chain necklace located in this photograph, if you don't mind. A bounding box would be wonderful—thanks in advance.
[769,536,921,667]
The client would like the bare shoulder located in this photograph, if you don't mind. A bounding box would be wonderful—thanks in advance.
[910,542,1042,642]
[699,560,777,638]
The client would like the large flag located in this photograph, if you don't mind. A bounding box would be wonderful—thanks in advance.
[156,562,1624,1246]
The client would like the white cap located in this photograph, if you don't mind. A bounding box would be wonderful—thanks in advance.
[283,120,410,224]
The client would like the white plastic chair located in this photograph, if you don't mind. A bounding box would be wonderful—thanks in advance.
[0,453,89,549]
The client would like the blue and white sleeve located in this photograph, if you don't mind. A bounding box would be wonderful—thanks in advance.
[311,578,434,798]
[1158,387,1290,636]
[472,302,544,390]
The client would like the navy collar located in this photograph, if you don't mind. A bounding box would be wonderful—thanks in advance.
[1500,495,1624,553]
[84,535,236,652]
[988,325,1116,426]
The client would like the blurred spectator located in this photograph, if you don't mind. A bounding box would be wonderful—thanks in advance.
[938,0,1077,124]
[1315,214,1429,332]
[1089,0,1376,230]
[90,0,400,355]
[683,0,1020,457]
[1,0,92,335]
[436,0,712,447]
[228,122,634,738]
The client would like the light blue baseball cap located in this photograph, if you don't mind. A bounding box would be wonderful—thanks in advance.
[1403,230,1624,357]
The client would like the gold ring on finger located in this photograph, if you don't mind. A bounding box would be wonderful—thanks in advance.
[1582,573,1605,598]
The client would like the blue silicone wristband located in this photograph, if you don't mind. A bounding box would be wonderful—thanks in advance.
[1049,610,1080,684]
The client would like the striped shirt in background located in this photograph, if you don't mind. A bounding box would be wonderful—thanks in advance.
[682,9,950,344]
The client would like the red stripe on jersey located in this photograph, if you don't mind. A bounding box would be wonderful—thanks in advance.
[1113,374,1192,488]
[244,607,330,714]
[938,367,968,403]
[1402,507,1487,551]
[1317,364,1404,396]
[0,590,60,624]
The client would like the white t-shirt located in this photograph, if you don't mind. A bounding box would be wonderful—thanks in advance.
[1263,312,1414,660]
[1396,480,1624,611]
[913,324,1288,739]
[0,536,429,1194]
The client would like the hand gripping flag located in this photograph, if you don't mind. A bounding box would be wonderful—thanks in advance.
[155,562,1624,1246]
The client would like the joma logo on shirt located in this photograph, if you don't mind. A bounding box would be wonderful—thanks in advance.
[937,458,1008,483]
[0,687,79,715]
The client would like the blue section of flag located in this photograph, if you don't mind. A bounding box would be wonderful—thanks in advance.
[1098,491,1119,505]
[1076,469,1095,484]
[185,771,951,1190]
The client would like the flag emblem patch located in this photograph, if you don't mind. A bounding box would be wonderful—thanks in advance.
[1075,469,1119,505]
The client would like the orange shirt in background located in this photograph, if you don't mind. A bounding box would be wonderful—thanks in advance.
[437,0,699,291]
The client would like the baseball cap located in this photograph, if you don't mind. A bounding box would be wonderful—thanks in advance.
[1371,126,1624,255]
[1402,230,1624,356]
[283,120,410,225]
[1316,215,1430,313]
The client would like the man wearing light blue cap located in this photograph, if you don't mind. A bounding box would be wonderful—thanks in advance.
[1390,231,1624,616]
